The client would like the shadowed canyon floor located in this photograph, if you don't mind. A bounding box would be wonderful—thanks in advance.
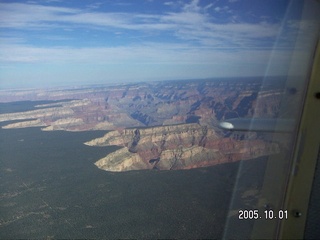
[0,122,268,239]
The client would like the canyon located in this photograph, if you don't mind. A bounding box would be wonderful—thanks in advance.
[85,123,280,171]
[0,77,288,171]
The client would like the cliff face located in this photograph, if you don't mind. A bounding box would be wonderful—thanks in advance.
[0,77,285,132]
[85,123,280,172]
[85,124,217,148]
[0,78,286,172]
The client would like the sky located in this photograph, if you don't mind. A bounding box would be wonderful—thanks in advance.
[0,0,319,89]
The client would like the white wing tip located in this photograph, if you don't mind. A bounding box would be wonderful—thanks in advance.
[219,121,234,130]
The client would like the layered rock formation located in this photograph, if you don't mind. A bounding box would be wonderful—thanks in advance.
[0,77,287,171]
[85,123,280,172]
[0,77,286,131]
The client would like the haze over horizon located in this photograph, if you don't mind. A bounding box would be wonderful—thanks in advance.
[0,0,316,89]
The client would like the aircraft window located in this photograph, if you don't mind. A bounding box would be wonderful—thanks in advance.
[222,1,320,239]
[0,0,319,239]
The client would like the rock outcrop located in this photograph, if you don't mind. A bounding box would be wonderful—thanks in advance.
[0,77,286,171]
[85,123,280,172]
[0,77,286,131]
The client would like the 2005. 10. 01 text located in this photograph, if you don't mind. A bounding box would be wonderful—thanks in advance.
[238,209,288,220]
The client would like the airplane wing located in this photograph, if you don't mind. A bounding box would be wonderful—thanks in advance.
[219,118,296,132]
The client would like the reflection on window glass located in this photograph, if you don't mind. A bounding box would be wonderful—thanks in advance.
[223,1,320,239]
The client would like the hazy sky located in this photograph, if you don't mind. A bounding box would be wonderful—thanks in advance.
[0,0,317,88]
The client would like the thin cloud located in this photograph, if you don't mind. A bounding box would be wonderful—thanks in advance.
[0,0,313,83]
[0,1,283,48]
[0,0,301,80]
[164,2,175,6]
[182,0,201,12]
[0,40,296,66]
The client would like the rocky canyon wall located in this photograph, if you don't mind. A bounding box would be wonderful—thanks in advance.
[85,123,280,171]
[0,77,288,171]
